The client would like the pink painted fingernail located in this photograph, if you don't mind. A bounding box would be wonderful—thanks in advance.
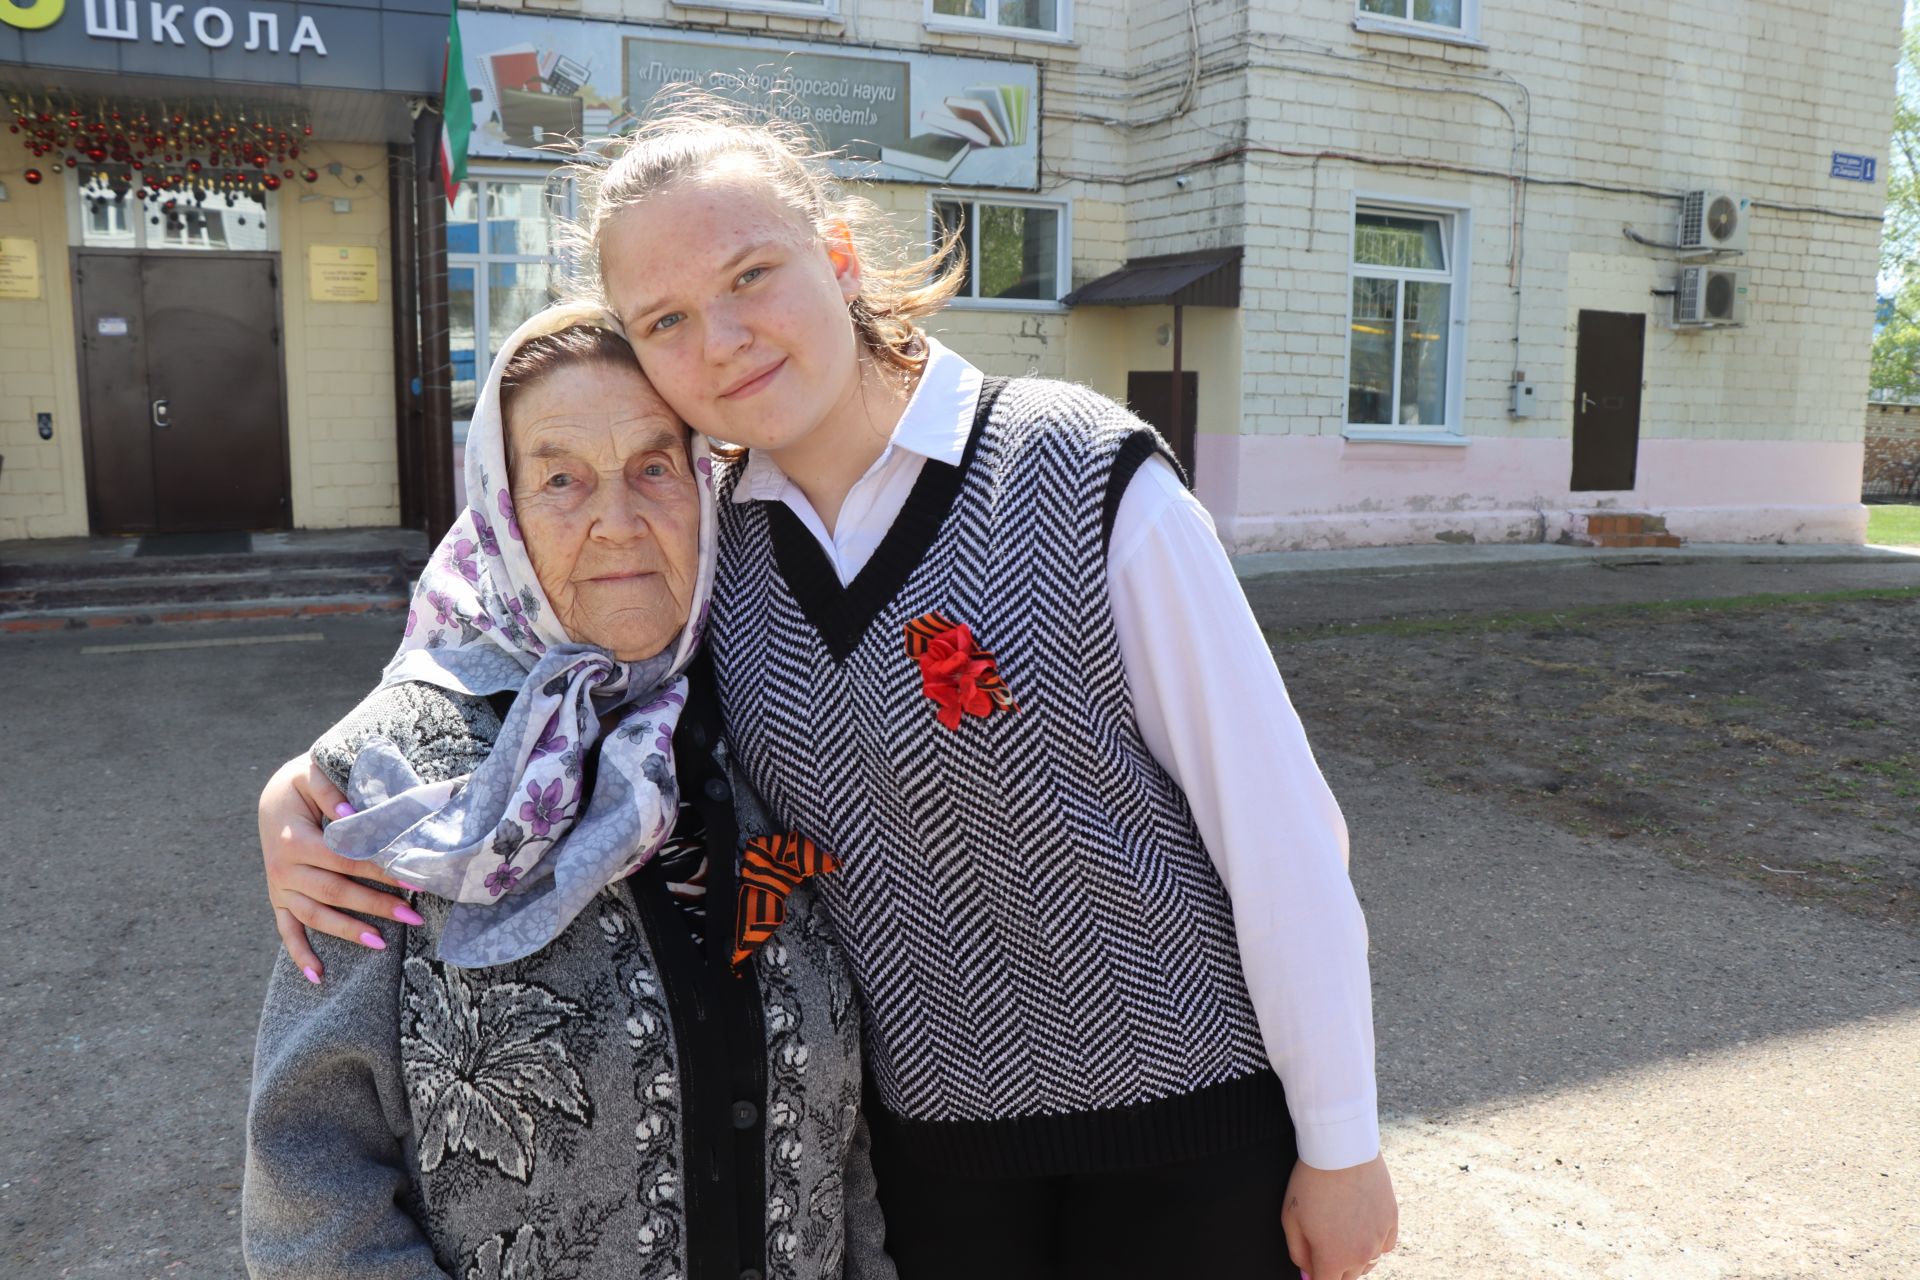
[334,802,357,818]
[359,930,386,950]
[395,880,425,893]
[393,904,424,927]
[302,967,321,985]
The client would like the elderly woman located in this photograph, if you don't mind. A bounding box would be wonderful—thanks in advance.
[242,305,890,1280]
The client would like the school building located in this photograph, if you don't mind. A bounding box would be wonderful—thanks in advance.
[0,0,1899,549]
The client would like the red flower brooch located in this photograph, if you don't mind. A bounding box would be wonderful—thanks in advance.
[905,611,1018,731]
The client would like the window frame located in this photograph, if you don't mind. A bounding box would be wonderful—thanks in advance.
[670,0,841,22]
[447,167,577,445]
[923,0,1074,44]
[1352,0,1484,47]
[1343,194,1472,445]
[928,192,1072,312]
[64,164,282,253]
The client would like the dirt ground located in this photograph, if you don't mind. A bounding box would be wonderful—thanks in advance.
[1266,589,1920,929]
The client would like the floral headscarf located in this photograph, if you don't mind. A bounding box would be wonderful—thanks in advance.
[324,302,717,968]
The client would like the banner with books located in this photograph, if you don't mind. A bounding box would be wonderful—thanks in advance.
[461,11,1040,190]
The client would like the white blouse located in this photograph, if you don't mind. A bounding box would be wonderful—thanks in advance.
[731,340,1380,1171]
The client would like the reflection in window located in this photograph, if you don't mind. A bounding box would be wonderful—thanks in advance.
[1358,0,1465,29]
[77,165,273,252]
[928,0,1064,35]
[450,266,478,422]
[1348,207,1459,430]
[448,175,570,448]
[933,197,1064,304]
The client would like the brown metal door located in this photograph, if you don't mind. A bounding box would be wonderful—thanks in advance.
[1571,310,1645,492]
[143,256,288,531]
[76,253,289,534]
[1126,370,1199,483]
[74,255,157,533]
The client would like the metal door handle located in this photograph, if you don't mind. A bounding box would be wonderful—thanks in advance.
[152,399,170,429]
[1579,392,1596,413]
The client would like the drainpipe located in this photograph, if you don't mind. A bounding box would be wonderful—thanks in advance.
[389,142,421,530]
[414,107,456,544]
[1171,302,1186,483]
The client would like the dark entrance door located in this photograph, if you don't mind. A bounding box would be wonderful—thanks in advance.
[1126,370,1199,483]
[1570,310,1645,492]
[75,253,289,534]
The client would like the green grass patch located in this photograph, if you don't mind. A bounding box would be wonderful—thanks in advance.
[1270,586,1920,643]
[1866,503,1920,546]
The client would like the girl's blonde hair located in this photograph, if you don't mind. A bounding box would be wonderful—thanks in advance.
[560,85,965,373]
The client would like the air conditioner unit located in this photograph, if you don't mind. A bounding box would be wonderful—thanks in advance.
[1674,265,1748,327]
[1677,190,1750,254]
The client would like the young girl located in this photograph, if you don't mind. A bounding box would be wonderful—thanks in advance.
[260,93,1396,1280]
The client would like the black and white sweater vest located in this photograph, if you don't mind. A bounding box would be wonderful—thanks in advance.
[710,377,1288,1177]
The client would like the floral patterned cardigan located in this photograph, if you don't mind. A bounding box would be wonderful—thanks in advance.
[242,665,895,1280]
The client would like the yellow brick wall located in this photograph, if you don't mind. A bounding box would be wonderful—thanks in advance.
[281,142,401,528]
[0,173,88,540]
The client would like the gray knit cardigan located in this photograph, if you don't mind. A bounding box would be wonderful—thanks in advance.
[242,681,896,1280]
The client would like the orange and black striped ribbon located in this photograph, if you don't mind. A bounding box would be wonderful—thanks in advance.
[733,832,840,968]
[903,610,1018,712]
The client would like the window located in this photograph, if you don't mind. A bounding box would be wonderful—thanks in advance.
[932,196,1067,307]
[72,164,275,252]
[447,174,570,433]
[1347,205,1464,435]
[926,0,1069,40]
[1355,0,1479,40]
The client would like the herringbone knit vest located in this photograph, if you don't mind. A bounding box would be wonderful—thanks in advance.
[710,377,1288,1176]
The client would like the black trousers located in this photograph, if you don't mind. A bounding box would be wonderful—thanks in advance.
[869,1130,1301,1280]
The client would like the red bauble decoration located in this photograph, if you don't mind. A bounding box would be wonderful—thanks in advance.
[187,159,201,173]
[302,125,312,136]
[301,168,317,183]
[24,168,42,184]
[282,168,293,178]
[263,174,281,190]
[87,147,106,162]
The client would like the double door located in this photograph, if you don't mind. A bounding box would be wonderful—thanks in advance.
[75,252,290,533]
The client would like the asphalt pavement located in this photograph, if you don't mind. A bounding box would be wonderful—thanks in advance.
[2,549,1915,1277]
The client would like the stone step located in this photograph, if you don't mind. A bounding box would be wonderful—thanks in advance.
[0,566,412,614]
[1577,512,1682,548]
[1,593,408,634]
[0,546,425,587]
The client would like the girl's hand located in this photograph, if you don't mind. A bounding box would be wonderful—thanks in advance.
[258,753,422,982]
[1282,1153,1399,1280]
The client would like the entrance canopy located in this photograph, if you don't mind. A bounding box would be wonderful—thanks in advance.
[1062,247,1242,309]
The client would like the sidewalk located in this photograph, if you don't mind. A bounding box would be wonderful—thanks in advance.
[1232,539,1920,579]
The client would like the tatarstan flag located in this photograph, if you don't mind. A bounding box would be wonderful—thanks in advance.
[440,5,471,205]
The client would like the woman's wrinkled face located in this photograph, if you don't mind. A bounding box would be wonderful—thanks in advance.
[603,166,864,454]
[505,359,700,662]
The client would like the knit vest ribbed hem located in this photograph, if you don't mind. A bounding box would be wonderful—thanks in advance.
[871,1070,1292,1179]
